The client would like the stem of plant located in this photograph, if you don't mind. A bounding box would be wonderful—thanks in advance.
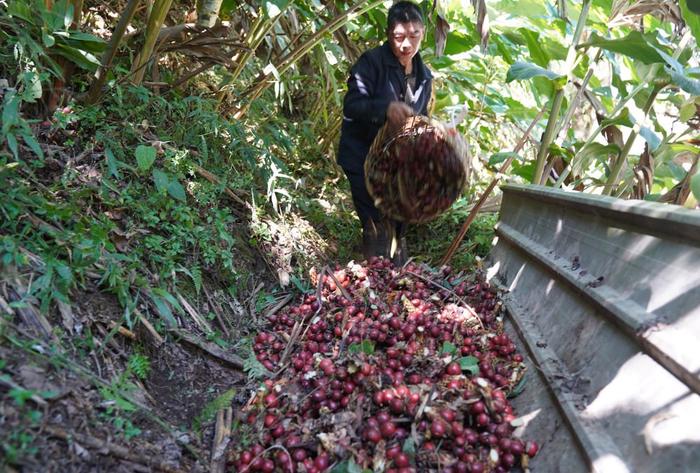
[85,0,141,104]
[532,0,591,185]
[131,0,174,85]
[533,88,565,185]
[602,85,661,195]
[557,30,692,189]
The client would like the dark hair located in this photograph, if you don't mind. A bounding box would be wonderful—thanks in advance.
[387,1,424,32]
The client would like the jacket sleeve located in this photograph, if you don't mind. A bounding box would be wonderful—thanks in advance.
[343,53,391,126]
[420,74,433,116]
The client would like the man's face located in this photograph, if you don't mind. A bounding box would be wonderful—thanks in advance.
[388,21,424,67]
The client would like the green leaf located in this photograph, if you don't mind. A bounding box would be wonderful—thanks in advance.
[458,356,479,375]
[508,374,528,398]
[135,145,156,171]
[519,28,549,68]
[167,179,187,202]
[55,263,72,283]
[22,133,44,159]
[506,61,564,83]
[690,171,700,203]
[64,31,107,54]
[403,437,416,455]
[42,31,55,48]
[668,68,700,96]
[581,32,666,65]
[152,288,183,314]
[152,169,169,192]
[600,108,633,128]
[348,340,375,355]
[680,101,697,123]
[150,294,178,327]
[7,1,34,22]
[573,143,620,174]
[2,92,20,134]
[105,147,121,179]
[330,459,364,473]
[441,341,457,355]
[489,152,522,167]
[444,31,477,56]
[52,43,100,71]
[680,0,700,46]
[21,71,43,102]
[6,134,19,159]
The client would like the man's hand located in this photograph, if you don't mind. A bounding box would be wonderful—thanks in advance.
[387,101,413,127]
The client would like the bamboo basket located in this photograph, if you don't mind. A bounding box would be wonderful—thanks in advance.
[365,115,470,224]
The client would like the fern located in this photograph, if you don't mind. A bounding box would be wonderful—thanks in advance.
[240,337,272,380]
[127,354,150,380]
[192,388,236,432]
[190,265,202,295]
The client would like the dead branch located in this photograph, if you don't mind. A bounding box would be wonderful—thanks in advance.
[202,284,231,337]
[210,407,233,473]
[173,330,244,370]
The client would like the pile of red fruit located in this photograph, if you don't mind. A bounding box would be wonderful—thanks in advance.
[229,258,538,472]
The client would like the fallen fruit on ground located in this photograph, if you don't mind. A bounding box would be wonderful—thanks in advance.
[228,258,538,472]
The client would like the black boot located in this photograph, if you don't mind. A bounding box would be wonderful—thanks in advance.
[390,221,409,267]
[362,219,391,260]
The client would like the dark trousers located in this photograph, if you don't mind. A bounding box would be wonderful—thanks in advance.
[342,167,382,226]
[342,166,406,256]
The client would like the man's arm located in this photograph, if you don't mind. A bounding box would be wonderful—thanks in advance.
[343,54,392,126]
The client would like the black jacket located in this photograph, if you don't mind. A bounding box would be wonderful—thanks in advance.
[337,42,433,173]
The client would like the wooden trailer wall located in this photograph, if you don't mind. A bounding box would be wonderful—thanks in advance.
[487,184,700,473]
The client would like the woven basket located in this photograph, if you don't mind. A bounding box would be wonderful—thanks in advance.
[364,115,470,224]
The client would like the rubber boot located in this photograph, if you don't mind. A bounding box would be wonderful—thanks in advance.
[362,219,391,260]
[390,221,409,267]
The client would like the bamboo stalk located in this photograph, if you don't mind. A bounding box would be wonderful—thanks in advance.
[197,0,224,28]
[553,50,602,143]
[532,0,591,185]
[602,86,661,195]
[532,89,565,185]
[234,0,384,119]
[85,0,141,104]
[131,0,174,85]
[228,10,283,84]
[440,105,547,266]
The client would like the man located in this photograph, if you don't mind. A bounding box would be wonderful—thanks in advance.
[337,1,432,265]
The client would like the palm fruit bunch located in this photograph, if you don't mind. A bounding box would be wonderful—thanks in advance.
[365,115,470,224]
